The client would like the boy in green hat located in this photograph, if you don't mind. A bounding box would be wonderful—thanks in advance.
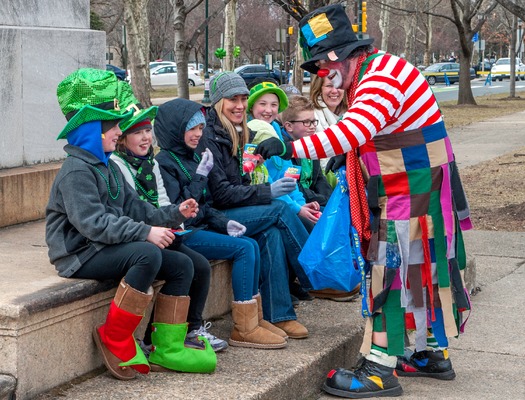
[46,68,216,380]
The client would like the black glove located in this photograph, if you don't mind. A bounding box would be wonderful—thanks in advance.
[254,137,293,160]
[325,154,347,174]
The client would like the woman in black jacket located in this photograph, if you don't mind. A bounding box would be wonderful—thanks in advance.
[202,72,313,339]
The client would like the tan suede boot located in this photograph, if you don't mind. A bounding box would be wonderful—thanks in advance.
[93,279,153,380]
[149,293,217,373]
[229,300,287,349]
[253,293,288,339]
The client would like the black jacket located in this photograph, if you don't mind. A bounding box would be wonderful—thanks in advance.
[154,98,229,233]
[204,108,272,209]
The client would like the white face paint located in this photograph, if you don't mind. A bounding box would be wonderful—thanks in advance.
[327,69,343,89]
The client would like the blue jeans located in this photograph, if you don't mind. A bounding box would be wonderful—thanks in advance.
[222,200,313,322]
[221,200,313,290]
[254,226,296,322]
[185,230,260,302]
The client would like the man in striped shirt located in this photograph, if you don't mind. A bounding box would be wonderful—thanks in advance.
[256,4,472,399]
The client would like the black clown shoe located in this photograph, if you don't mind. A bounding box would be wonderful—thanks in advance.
[396,349,456,380]
[323,358,403,398]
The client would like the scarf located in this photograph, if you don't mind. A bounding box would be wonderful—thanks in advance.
[114,147,159,207]
[345,53,371,256]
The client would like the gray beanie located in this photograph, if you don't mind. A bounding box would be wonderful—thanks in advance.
[210,72,249,105]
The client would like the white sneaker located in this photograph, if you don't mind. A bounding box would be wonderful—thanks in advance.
[186,321,228,352]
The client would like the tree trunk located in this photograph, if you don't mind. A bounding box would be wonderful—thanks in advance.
[509,13,518,98]
[172,0,190,99]
[424,13,432,66]
[379,2,390,52]
[123,0,152,107]
[224,0,237,71]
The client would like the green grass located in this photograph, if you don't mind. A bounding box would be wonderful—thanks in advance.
[150,86,204,99]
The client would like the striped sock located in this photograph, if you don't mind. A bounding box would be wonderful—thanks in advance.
[366,344,397,368]
[426,328,446,351]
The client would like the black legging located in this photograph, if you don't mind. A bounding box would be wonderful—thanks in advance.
[75,241,210,332]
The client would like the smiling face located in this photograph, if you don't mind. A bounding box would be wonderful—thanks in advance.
[222,94,248,125]
[184,124,204,149]
[251,93,280,123]
[321,78,345,113]
[102,123,123,152]
[119,128,153,156]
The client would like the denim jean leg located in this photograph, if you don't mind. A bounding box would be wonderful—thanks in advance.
[273,203,313,290]
[254,226,296,323]
[185,230,256,301]
[221,203,282,236]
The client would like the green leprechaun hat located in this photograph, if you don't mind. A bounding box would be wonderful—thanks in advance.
[116,80,158,134]
[56,68,134,139]
[248,81,289,114]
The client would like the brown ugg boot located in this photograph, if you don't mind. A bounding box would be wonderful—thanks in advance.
[273,320,309,339]
[229,300,287,349]
[253,293,287,339]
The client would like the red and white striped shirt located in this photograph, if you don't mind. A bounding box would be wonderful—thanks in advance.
[292,53,443,160]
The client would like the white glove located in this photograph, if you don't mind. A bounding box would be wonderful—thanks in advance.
[196,148,214,177]
[227,220,246,237]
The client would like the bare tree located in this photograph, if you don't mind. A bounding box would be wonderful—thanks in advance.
[124,0,152,106]
[171,0,233,99]
[495,0,525,21]
[223,0,237,71]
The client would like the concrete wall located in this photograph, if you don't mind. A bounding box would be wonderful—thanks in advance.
[0,0,106,169]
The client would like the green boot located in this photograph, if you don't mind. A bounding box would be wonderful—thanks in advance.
[149,322,216,373]
[148,293,216,373]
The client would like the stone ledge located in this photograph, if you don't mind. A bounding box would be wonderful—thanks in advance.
[0,220,233,400]
[0,163,62,228]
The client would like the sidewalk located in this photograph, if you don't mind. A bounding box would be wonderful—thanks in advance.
[11,111,525,399]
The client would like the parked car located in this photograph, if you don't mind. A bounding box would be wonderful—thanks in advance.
[233,64,288,86]
[490,58,525,81]
[149,60,177,70]
[150,65,204,87]
[472,61,493,77]
[289,70,311,83]
[106,64,128,81]
[421,62,476,85]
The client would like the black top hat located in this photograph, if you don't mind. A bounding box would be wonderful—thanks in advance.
[299,4,374,74]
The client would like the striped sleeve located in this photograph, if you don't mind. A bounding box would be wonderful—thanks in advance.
[292,54,443,160]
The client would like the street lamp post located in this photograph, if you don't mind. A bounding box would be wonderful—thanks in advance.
[202,0,211,104]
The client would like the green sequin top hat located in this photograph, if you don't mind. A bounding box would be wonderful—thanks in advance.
[56,68,133,139]
[299,4,374,74]
[116,80,158,134]
[248,81,289,113]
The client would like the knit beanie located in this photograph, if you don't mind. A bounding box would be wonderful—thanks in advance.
[210,72,250,105]
[122,118,152,135]
[186,110,206,132]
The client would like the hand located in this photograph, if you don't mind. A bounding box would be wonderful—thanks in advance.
[226,220,246,237]
[270,177,297,198]
[196,148,214,177]
[304,201,320,212]
[147,226,174,249]
[298,205,321,223]
[179,198,199,219]
[254,138,293,160]
[325,154,347,174]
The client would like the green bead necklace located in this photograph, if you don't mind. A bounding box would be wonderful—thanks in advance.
[115,154,159,203]
[169,151,206,196]
[237,146,245,176]
[92,163,120,200]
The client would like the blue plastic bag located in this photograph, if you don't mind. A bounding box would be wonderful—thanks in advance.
[298,168,363,292]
